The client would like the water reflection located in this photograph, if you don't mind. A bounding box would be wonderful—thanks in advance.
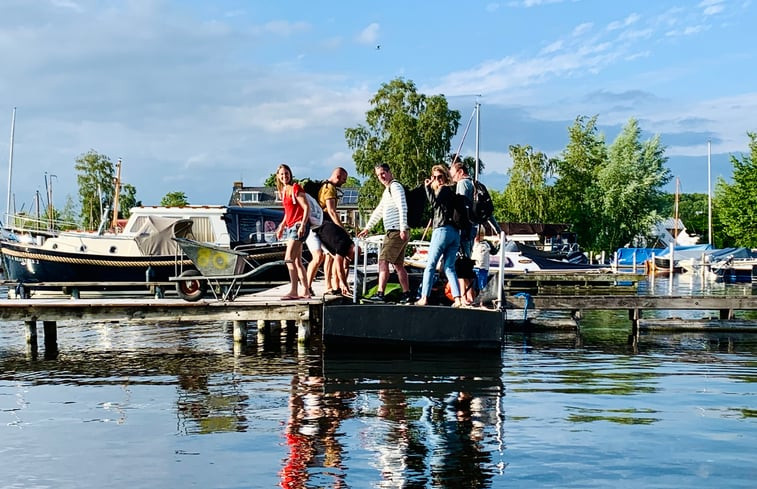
[277,351,506,488]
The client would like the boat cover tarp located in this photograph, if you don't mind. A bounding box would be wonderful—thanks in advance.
[134,217,194,255]
[616,247,659,266]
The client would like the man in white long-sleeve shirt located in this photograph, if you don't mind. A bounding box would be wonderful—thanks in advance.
[357,163,413,304]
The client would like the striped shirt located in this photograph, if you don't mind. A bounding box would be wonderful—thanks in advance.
[365,180,408,232]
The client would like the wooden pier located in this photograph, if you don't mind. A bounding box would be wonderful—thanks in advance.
[506,293,757,331]
[2,281,757,356]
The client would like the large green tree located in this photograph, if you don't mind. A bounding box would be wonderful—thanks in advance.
[593,119,671,251]
[500,144,555,223]
[345,78,459,214]
[714,132,757,247]
[75,150,115,230]
[551,116,608,249]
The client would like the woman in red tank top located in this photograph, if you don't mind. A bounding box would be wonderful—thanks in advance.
[274,164,311,299]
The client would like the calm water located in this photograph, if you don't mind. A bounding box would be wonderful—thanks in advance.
[1,277,756,488]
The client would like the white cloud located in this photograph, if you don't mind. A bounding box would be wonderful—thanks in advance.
[357,22,380,45]
[572,22,593,37]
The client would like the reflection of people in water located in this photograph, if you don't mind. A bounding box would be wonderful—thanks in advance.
[430,389,492,485]
[279,373,353,488]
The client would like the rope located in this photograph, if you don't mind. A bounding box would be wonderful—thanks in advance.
[2,247,194,267]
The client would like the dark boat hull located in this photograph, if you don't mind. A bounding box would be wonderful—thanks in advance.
[1,241,192,283]
[322,303,505,350]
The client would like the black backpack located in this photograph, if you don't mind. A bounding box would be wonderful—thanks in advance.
[299,178,325,200]
[471,181,494,224]
[389,182,427,228]
[452,192,472,230]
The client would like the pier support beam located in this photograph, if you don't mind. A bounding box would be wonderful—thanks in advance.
[25,320,38,358]
[297,320,310,344]
[42,320,58,358]
[719,309,734,320]
[232,320,248,343]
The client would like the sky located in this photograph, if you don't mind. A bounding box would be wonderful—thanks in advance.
[1,0,755,215]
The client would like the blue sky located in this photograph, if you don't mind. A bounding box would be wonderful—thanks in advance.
[1,0,755,214]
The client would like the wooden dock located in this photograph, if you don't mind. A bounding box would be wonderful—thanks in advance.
[3,280,757,356]
[506,293,757,331]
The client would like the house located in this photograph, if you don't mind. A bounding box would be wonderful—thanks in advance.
[229,181,363,230]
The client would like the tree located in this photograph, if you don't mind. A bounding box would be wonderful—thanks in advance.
[75,150,115,230]
[119,183,139,218]
[344,176,362,187]
[160,191,189,207]
[593,119,671,251]
[500,144,555,222]
[714,132,757,247]
[345,78,459,214]
[551,116,607,249]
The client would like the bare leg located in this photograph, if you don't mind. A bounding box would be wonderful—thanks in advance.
[283,240,300,297]
[377,260,389,293]
[291,240,308,296]
[306,249,324,292]
[396,262,410,293]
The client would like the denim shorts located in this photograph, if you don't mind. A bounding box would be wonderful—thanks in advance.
[283,222,309,242]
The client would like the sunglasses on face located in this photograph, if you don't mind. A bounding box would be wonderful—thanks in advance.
[433,174,445,181]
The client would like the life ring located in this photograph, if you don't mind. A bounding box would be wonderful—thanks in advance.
[213,252,229,270]
[196,248,211,268]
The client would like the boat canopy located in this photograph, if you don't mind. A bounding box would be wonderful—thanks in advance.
[134,217,194,255]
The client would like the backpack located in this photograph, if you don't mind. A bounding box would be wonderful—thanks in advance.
[470,180,494,224]
[389,182,427,228]
[299,178,325,201]
[452,192,472,230]
[291,187,323,228]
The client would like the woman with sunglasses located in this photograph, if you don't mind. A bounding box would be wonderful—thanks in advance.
[415,164,464,308]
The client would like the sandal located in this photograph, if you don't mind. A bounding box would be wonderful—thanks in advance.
[281,295,300,301]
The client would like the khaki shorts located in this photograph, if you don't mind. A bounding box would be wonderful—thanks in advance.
[380,230,408,265]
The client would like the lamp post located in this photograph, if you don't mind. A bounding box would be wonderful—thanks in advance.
[707,139,712,245]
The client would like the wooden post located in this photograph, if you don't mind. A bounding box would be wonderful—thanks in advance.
[25,320,38,346]
[298,320,310,344]
[256,319,266,345]
[232,320,248,342]
[719,309,734,320]
[628,308,641,330]
[42,320,58,356]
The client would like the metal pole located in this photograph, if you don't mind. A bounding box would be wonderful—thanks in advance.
[6,107,16,225]
[707,139,712,245]
[474,102,480,181]
[497,231,505,309]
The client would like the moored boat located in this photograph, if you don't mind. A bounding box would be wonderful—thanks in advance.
[0,205,287,289]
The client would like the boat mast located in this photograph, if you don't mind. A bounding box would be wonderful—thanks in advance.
[474,101,480,182]
[707,139,712,245]
[673,177,679,242]
[111,158,121,231]
[6,107,16,226]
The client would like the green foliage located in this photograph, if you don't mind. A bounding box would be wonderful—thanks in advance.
[593,119,671,251]
[500,144,554,222]
[58,195,80,230]
[345,78,459,216]
[160,191,189,207]
[119,183,139,219]
[551,116,607,250]
[75,150,115,230]
[344,176,362,187]
[264,173,277,187]
[714,132,757,247]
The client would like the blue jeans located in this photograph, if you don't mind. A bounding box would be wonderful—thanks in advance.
[421,225,461,299]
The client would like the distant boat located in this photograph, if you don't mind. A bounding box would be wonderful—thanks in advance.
[1,206,287,291]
